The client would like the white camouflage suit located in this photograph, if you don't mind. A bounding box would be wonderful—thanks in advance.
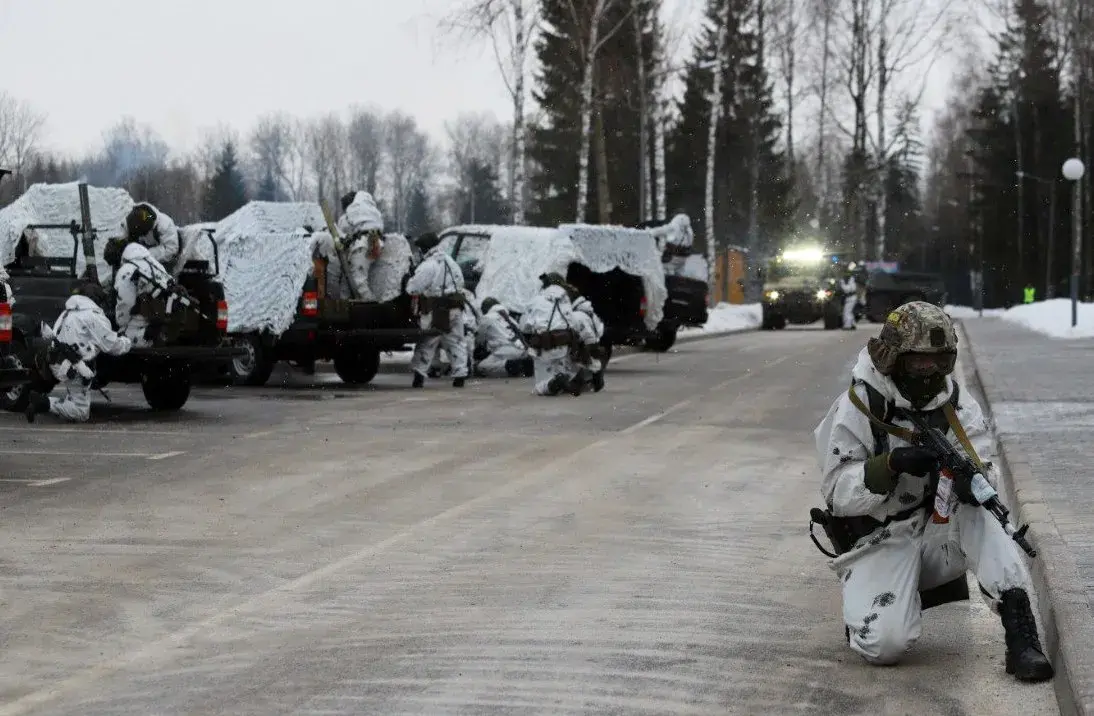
[407,250,468,380]
[518,285,583,395]
[814,347,1033,665]
[40,295,132,422]
[127,202,180,266]
[113,242,174,347]
[475,303,530,377]
[336,191,385,302]
[430,288,479,376]
[569,296,605,372]
[650,214,694,276]
[840,275,858,329]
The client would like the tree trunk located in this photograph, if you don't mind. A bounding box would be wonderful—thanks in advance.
[575,0,605,223]
[1014,93,1024,291]
[654,85,667,221]
[594,104,612,222]
[815,0,831,228]
[749,0,764,265]
[634,9,651,221]
[874,10,888,260]
[512,0,527,225]
[705,5,732,294]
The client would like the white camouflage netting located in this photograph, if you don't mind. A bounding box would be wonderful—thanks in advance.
[559,224,667,330]
[177,201,328,336]
[177,201,413,335]
[0,182,135,283]
[473,224,667,330]
[473,226,575,315]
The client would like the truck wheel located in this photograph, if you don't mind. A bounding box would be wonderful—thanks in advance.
[333,347,381,385]
[823,307,841,330]
[230,334,275,387]
[0,334,31,412]
[644,322,678,352]
[141,367,192,411]
[771,315,787,330]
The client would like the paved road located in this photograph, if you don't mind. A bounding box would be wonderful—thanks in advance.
[0,328,1057,714]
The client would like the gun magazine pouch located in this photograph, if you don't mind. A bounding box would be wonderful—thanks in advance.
[809,507,969,610]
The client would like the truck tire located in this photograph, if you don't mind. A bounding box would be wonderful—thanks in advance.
[0,334,31,412]
[644,322,678,352]
[141,367,192,411]
[333,346,381,385]
[230,334,275,387]
[823,305,841,330]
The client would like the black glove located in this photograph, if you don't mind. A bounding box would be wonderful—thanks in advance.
[951,470,981,505]
[888,447,939,477]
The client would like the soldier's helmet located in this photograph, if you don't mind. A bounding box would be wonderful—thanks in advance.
[72,280,109,308]
[340,191,357,212]
[867,301,958,376]
[481,297,500,314]
[125,204,156,237]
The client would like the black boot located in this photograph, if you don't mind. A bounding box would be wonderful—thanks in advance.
[453,377,465,388]
[545,374,569,396]
[25,391,49,424]
[566,373,584,396]
[412,372,425,388]
[504,359,523,377]
[591,370,605,392]
[521,357,535,377]
[999,588,1054,682]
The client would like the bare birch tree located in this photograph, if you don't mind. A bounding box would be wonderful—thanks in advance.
[564,0,635,222]
[384,112,434,232]
[0,94,46,190]
[705,0,734,277]
[346,107,385,195]
[249,112,308,200]
[306,113,348,208]
[441,0,538,224]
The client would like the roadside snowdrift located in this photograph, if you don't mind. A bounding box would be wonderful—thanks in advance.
[680,303,762,335]
[0,182,134,282]
[997,298,1094,338]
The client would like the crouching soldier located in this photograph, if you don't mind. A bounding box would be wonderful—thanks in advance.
[105,238,180,348]
[814,301,1053,681]
[25,283,132,423]
[567,292,606,392]
[475,297,533,378]
[122,202,180,267]
[519,273,586,396]
[407,235,469,388]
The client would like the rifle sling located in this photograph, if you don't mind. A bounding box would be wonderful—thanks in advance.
[847,384,986,471]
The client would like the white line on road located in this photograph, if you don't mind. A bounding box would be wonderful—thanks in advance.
[0,426,191,436]
[620,355,792,434]
[243,430,275,439]
[30,478,70,487]
[2,450,156,458]
[147,451,185,460]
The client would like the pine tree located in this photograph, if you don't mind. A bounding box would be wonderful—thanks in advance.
[203,140,248,221]
[666,0,790,256]
[528,0,661,225]
[256,168,278,202]
[406,182,433,236]
[459,159,511,224]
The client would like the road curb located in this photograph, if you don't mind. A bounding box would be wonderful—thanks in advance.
[676,326,758,344]
[958,320,1094,716]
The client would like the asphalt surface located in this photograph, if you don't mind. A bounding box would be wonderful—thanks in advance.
[0,327,1059,715]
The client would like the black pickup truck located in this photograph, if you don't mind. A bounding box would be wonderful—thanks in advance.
[863,270,948,322]
[227,237,436,387]
[1,184,242,412]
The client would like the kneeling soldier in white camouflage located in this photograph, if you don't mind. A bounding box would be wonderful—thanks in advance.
[519,273,588,396]
[474,297,533,378]
[26,283,132,423]
[813,301,1053,682]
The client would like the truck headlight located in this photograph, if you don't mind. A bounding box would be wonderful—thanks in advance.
[766,290,780,300]
[816,289,831,300]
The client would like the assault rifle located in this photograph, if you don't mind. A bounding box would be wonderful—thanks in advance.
[120,257,212,323]
[902,410,1037,558]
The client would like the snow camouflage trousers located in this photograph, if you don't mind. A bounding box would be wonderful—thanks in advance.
[836,503,1031,665]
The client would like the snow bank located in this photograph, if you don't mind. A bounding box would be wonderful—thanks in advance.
[680,303,762,335]
[998,298,1094,338]
[945,304,1006,319]
[0,182,135,283]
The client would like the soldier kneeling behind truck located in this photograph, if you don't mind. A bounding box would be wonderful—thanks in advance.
[519,273,604,396]
[25,282,133,423]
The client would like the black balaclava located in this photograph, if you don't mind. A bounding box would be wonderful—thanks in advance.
[892,373,948,409]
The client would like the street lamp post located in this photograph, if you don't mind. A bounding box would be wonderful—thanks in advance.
[1015,171,1058,298]
[1063,158,1085,326]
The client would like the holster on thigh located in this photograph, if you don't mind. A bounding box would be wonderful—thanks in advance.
[919,577,970,610]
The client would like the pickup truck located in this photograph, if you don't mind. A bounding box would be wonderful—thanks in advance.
[438,223,698,357]
[1,184,242,412]
[227,237,437,387]
[863,270,948,322]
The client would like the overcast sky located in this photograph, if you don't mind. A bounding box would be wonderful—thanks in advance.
[0,0,958,158]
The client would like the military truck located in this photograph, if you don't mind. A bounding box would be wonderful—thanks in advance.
[1,183,243,413]
[861,270,948,322]
[759,247,846,330]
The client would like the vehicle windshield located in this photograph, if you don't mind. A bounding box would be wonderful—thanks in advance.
[765,259,840,283]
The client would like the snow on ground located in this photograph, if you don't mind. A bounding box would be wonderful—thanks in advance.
[680,303,762,335]
[997,298,1094,338]
[945,305,1006,319]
